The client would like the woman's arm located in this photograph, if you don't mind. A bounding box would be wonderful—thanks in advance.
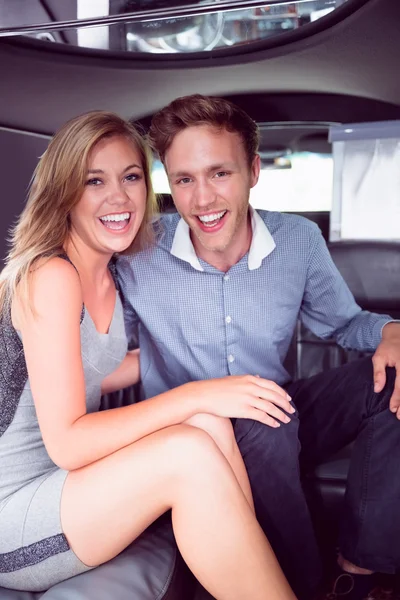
[16,258,203,471]
[17,258,294,473]
[101,348,140,394]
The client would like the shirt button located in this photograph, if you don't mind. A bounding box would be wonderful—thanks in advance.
[228,354,235,363]
[225,316,232,324]
[224,274,230,281]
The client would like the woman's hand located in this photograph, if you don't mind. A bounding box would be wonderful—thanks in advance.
[185,375,295,428]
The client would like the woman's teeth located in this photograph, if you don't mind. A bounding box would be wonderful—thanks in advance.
[99,212,131,230]
[198,211,227,227]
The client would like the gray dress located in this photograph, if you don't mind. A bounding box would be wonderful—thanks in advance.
[0,259,128,592]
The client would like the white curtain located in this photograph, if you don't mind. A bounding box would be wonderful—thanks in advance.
[330,124,400,241]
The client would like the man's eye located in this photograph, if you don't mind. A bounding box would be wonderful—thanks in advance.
[177,177,191,185]
[85,178,102,186]
[215,171,228,178]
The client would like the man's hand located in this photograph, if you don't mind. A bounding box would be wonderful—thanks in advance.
[372,322,400,417]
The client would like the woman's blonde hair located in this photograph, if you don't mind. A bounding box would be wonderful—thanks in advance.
[0,110,157,314]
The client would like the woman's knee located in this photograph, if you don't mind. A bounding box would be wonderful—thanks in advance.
[160,424,241,503]
[185,414,236,457]
[162,423,223,470]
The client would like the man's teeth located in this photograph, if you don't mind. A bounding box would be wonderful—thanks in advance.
[198,211,226,224]
[100,212,130,222]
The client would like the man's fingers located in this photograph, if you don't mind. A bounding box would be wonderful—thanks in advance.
[389,369,400,414]
[389,389,400,413]
[372,355,387,393]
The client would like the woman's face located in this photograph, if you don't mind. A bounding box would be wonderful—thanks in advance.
[69,135,147,256]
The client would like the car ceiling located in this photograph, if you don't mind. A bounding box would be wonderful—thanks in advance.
[0,0,399,136]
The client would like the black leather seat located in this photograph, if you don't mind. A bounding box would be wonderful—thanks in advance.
[0,518,195,600]
[329,241,400,316]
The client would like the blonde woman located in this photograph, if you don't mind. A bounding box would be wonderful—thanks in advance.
[0,111,296,600]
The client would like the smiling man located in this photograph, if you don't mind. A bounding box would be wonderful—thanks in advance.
[165,122,257,272]
[117,95,400,600]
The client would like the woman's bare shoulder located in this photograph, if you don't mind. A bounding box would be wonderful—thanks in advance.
[15,256,83,325]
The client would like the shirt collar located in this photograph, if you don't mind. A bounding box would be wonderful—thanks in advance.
[170,207,276,272]
[170,218,203,271]
[248,207,276,270]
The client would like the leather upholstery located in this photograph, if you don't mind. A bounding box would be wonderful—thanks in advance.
[328,241,400,315]
[0,509,194,600]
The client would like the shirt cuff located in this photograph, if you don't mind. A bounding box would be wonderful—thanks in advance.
[380,319,400,338]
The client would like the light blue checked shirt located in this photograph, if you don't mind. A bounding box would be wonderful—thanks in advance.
[117,209,392,399]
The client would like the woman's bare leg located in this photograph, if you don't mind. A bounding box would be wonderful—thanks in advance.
[61,424,295,600]
[185,413,255,512]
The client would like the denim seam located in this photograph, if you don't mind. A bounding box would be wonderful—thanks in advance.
[352,405,375,563]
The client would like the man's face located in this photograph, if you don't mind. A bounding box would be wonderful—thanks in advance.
[164,125,260,256]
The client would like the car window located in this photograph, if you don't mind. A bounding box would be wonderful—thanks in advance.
[251,152,332,212]
[6,0,350,55]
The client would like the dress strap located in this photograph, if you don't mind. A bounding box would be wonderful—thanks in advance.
[108,256,120,293]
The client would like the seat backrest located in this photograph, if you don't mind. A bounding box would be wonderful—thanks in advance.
[328,241,400,317]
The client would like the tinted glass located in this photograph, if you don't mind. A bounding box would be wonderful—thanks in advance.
[1,0,349,55]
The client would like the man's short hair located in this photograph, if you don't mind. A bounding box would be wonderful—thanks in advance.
[148,94,260,168]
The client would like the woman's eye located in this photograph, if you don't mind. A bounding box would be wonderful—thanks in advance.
[125,173,140,182]
[85,178,102,186]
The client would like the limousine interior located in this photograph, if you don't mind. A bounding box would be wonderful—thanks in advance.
[0,0,400,598]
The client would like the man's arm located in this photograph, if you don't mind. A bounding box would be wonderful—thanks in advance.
[300,226,393,352]
[101,349,140,394]
[300,225,400,408]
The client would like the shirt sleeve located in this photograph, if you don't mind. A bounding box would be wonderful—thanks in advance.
[300,227,393,352]
[116,257,139,349]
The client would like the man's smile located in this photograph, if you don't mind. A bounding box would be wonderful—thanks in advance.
[195,210,228,232]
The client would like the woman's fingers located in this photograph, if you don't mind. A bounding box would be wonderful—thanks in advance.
[249,375,290,399]
[253,387,295,415]
[198,375,295,426]
[245,406,281,428]
[252,398,292,424]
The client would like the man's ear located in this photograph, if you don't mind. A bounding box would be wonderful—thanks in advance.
[250,154,261,188]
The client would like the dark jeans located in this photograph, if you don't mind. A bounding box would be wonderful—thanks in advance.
[233,357,398,600]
